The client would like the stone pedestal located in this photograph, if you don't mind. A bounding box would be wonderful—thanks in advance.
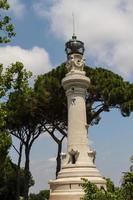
[49,43,106,199]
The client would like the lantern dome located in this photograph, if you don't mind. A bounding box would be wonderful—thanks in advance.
[65,35,85,57]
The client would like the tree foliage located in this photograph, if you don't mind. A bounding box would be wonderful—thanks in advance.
[35,64,133,128]
[81,179,122,200]
[29,190,50,200]
[4,62,46,200]
[0,157,34,200]
[0,62,31,130]
[1,61,133,199]
[121,172,133,200]
[35,63,67,129]
[35,64,133,175]
[0,128,34,200]
[85,66,133,124]
[0,131,12,198]
[35,63,67,177]
[0,0,15,43]
[82,166,133,200]
[0,131,11,163]
[0,62,34,200]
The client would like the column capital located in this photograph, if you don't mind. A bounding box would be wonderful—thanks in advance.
[62,73,90,91]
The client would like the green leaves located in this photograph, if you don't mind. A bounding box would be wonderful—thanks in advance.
[0,0,16,43]
[121,172,133,200]
[81,179,122,200]
[81,179,98,200]
[35,64,133,128]
[35,63,67,126]
[4,62,32,91]
[29,190,50,200]
[82,172,133,200]
[0,132,11,165]
[84,66,133,124]
[0,158,34,200]
[0,0,9,10]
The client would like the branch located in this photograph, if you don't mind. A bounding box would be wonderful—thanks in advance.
[53,122,67,137]
[89,106,106,124]
[91,103,104,111]
[44,125,60,144]
[10,130,26,144]
[29,126,45,149]
[12,143,20,155]
[61,135,65,142]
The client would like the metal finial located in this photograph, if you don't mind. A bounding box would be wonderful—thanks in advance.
[72,13,76,39]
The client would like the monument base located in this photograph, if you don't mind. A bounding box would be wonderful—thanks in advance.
[49,165,106,200]
[50,191,84,200]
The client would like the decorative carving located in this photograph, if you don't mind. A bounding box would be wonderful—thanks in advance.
[68,149,79,164]
[71,97,76,105]
[66,54,85,72]
[88,150,96,164]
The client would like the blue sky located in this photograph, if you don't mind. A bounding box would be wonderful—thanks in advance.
[1,0,133,193]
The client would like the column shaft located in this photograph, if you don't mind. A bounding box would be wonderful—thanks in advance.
[67,88,88,152]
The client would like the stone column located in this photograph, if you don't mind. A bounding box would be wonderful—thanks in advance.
[62,70,93,166]
[49,42,106,200]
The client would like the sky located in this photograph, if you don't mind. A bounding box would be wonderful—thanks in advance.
[1,0,133,193]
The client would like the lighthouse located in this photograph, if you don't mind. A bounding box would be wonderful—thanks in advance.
[49,35,106,200]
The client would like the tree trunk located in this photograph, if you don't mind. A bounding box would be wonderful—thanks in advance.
[24,146,30,200]
[56,141,62,178]
[16,142,23,200]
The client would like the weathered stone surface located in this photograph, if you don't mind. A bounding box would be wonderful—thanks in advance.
[49,40,106,200]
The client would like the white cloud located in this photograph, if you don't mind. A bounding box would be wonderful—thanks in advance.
[8,0,25,18]
[33,0,133,78]
[0,46,52,75]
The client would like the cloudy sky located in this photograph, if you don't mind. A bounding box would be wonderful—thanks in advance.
[2,0,133,193]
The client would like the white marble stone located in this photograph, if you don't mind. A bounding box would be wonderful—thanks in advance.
[49,53,106,200]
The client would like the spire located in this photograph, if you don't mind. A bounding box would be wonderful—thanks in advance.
[65,14,85,58]
[72,13,76,38]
